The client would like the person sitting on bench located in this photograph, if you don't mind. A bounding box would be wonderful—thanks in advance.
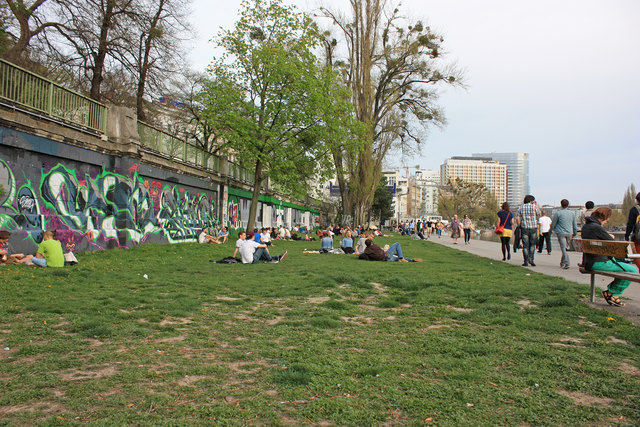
[581,206,636,307]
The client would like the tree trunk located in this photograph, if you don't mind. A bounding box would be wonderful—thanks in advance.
[89,0,115,101]
[332,151,352,220]
[246,159,263,232]
[136,0,165,121]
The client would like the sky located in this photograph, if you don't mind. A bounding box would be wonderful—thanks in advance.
[186,0,640,206]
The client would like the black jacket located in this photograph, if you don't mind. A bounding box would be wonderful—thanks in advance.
[581,216,613,269]
[625,205,639,241]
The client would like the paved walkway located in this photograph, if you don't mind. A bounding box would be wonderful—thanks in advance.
[426,235,640,326]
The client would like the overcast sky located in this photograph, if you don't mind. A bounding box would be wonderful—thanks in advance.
[187,0,639,206]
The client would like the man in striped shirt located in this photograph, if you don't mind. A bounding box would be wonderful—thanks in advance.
[517,195,541,267]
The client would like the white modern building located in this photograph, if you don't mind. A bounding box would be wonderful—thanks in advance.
[383,168,441,219]
[415,169,440,215]
[440,157,507,203]
[472,152,530,207]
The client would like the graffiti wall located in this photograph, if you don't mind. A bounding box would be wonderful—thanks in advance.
[0,129,219,254]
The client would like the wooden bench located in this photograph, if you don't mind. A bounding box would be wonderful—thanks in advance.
[572,238,640,302]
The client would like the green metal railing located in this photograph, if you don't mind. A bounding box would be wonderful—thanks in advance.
[0,58,257,186]
[138,121,222,173]
[0,58,107,133]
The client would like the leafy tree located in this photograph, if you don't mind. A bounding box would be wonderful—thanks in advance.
[201,0,355,230]
[370,177,394,224]
[438,178,498,225]
[320,0,461,224]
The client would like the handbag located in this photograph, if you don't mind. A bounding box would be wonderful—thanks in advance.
[495,213,507,235]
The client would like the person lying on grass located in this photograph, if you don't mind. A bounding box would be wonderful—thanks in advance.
[233,230,287,264]
[361,239,422,262]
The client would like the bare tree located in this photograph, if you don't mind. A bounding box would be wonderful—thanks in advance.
[319,0,461,225]
[163,71,220,155]
[52,0,137,101]
[2,0,57,65]
[129,0,192,121]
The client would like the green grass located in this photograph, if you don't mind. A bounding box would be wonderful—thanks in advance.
[1,235,639,425]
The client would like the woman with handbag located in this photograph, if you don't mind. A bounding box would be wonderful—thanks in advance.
[496,202,514,261]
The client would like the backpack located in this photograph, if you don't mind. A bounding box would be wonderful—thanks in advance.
[211,256,241,264]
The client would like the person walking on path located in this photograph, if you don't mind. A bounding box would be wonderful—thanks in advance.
[450,215,463,244]
[551,199,577,270]
[625,192,640,271]
[497,202,515,261]
[516,195,541,267]
[462,214,473,245]
[582,207,636,306]
[537,211,552,254]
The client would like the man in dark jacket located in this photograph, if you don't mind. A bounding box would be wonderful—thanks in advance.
[625,192,640,270]
[582,207,636,307]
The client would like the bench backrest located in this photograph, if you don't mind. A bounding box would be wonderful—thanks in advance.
[572,238,634,258]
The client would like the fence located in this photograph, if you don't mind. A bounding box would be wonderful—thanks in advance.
[0,59,107,133]
[138,121,221,173]
[0,59,273,190]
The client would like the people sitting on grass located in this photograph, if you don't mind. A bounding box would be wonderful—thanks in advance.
[355,231,369,255]
[361,238,422,262]
[31,230,65,268]
[320,231,333,253]
[217,227,229,243]
[261,228,272,246]
[233,230,287,264]
[340,230,355,254]
[581,206,635,307]
[199,228,221,244]
[0,230,29,264]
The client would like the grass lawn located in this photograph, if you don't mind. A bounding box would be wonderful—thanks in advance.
[1,235,639,425]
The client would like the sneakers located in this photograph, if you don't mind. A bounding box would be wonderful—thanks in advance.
[279,251,288,263]
[561,265,569,270]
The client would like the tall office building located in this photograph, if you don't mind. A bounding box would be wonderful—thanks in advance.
[440,157,507,203]
[472,152,529,207]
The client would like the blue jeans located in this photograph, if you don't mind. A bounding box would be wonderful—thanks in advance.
[557,234,572,267]
[32,257,47,267]
[252,247,273,263]
[386,242,412,262]
[520,227,538,265]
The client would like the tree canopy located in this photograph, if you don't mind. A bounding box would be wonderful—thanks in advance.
[200,0,356,230]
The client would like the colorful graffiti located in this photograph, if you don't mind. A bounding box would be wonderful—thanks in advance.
[0,157,219,253]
